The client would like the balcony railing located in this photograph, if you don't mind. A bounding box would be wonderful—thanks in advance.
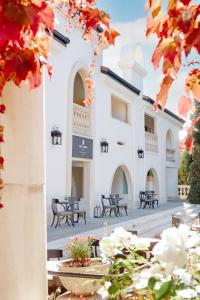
[178,185,190,199]
[145,132,158,153]
[166,148,175,162]
[73,103,90,136]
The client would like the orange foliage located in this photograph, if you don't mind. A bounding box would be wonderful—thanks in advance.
[145,0,200,151]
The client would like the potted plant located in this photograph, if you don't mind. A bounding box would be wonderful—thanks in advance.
[58,236,109,297]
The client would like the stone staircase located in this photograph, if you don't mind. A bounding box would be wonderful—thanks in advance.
[132,204,200,238]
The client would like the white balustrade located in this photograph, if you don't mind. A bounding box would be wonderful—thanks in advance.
[178,185,190,199]
[73,103,91,136]
[145,132,158,153]
[166,148,176,162]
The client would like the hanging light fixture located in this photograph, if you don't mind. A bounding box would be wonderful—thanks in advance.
[100,139,109,153]
[51,126,62,145]
[137,148,144,158]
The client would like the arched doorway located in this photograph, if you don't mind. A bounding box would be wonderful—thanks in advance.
[111,166,133,207]
[145,168,159,196]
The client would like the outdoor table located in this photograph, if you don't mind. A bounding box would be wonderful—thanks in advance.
[58,200,80,223]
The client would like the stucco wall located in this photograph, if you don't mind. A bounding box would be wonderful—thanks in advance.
[45,21,182,222]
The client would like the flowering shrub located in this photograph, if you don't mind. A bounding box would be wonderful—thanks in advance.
[99,228,149,299]
[66,236,92,267]
[99,226,200,300]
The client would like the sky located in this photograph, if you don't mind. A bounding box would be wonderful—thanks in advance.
[96,0,186,114]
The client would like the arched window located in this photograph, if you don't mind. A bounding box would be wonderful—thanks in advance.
[73,72,85,106]
[166,130,175,162]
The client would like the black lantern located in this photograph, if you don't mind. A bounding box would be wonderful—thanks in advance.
[137,148,144,158]
[100,139,109,153]
[51,126,62,145]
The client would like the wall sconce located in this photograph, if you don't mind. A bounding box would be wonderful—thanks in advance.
[137,148,144,158]
[51,126,62,145]
[100,139,109,153]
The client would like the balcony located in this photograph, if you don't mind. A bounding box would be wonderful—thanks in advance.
[73,103,91,136]
[145,132,158,153]
[166,148,175,162]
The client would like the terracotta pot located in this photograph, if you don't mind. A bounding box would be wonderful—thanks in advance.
[58,259,109,297]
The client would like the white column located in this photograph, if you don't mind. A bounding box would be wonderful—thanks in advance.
[0,82,47,300]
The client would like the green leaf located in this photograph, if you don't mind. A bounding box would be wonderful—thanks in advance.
[155,280,173,300]
[108,284,120,296]
[148,277,157,291]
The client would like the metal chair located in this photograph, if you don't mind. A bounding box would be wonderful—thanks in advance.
[139,192,147,208]
[65,197,87,224]
[101,195,118,217]
[111,194,128,216]
[51,198,74,228]
[47,249,63,261]
[146,191,159,208]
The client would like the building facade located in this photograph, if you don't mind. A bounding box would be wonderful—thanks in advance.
[45,14,183,224]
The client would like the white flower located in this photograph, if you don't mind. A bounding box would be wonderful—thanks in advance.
[152,225,200,273]
[177,288,197,299]
[100,227,147,258]
[98,281,111,299]
[132,264,164,290]
[173,268,192,286]
[100,236,122,258]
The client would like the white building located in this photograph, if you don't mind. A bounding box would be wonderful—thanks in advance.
[45,16,184,224]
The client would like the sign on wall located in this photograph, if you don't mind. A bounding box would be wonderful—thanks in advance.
[72,135,93,159]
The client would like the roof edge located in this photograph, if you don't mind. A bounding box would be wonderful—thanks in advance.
[143,95,185,124]
[101,66,141,96]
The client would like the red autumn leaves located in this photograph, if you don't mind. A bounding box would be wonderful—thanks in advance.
[0,0,54,96]
[145,0,200,151]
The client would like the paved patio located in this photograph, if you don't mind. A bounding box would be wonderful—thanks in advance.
[47,202,183,247]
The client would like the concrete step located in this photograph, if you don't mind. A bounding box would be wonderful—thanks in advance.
[134,204,200,237]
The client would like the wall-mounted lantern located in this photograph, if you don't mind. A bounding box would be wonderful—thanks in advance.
[51,126,62,145]
[137,148,144,158]
[100,139,109,153]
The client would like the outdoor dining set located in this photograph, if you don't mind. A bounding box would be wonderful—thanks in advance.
[139,191,159,209]
[51,197,86,228]
[51,191,159,228]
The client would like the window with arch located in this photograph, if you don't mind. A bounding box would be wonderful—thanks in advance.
[144,114,155,134]
[166,129,175,162]
[73,72,85,107]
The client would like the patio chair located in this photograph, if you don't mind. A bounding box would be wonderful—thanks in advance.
[146,191,159,208]
[139,192,147,208]
[111,194,128,216]
[101,195,118,217]
[47,249,63,261]
[51,198,74,228]
[66,197,86,224]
